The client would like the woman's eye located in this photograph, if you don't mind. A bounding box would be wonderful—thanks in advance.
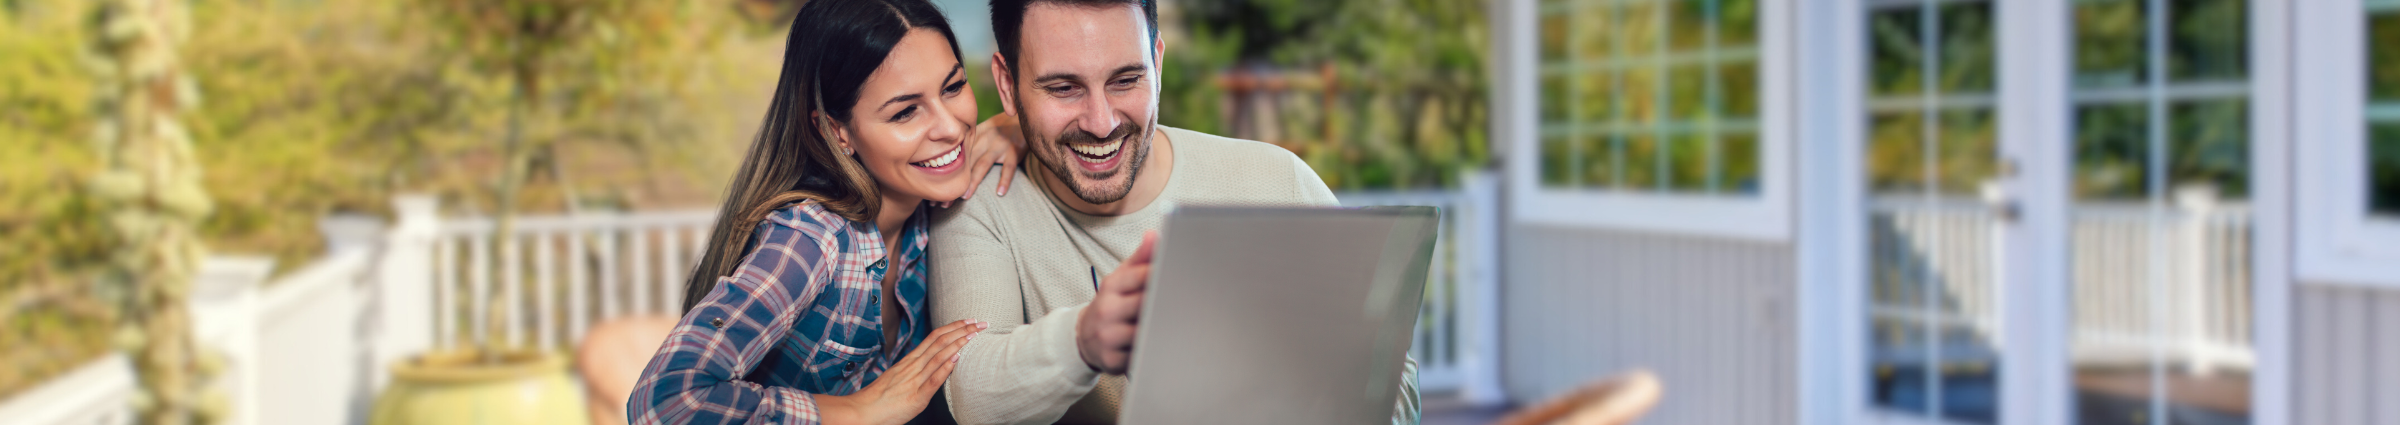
[890,106,917,122]
[943,80,967,96]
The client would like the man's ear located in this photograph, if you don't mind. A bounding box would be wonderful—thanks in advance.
[990,52,1019,117]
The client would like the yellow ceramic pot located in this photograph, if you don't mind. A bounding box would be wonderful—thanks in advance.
[370,349,591,425]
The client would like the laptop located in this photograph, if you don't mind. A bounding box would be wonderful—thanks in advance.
[1117,206,1440,425]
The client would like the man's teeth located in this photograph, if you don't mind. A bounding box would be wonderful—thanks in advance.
[913,147,960,168]
[1070,140,1122,163]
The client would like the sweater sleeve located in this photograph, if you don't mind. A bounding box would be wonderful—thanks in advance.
[928,175,1102,425]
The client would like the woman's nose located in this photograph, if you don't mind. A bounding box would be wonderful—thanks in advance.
[927,101,968,144]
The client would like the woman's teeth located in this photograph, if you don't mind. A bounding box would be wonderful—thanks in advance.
[1070,140,1122,163]
[912,146,961,168]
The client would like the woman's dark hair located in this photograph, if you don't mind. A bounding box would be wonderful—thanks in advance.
[683,0,964,314]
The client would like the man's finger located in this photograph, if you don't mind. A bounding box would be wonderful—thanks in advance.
[1123,231,1160,266]
[1108,264,1150,295]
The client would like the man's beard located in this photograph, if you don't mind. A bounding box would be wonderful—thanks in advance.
[1030,118,1150,205]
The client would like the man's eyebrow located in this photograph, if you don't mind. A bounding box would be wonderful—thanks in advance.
[1030,64,1150,86]
[880,65,964,111]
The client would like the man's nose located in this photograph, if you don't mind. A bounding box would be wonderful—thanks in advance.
[1077,91,1121,138]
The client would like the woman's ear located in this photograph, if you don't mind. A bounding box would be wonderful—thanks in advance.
[815,112,853,155]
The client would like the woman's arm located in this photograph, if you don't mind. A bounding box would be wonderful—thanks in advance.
[624,220,842,425]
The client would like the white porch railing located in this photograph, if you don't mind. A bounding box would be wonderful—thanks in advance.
[424,209,715,351]
[0,354,135,425]
[1868,191,2255,373]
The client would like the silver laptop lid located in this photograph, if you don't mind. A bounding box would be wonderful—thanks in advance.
[1118,206,1438,425]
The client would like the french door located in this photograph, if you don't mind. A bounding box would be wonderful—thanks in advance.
[1831,0,2276,424]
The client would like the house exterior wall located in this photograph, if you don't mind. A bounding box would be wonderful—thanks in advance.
[2293,283,2400,425]
[1502,223,1796,424]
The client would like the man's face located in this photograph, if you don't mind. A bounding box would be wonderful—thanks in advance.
[998,3,1159,205]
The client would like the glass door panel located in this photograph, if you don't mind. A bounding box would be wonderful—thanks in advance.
[1863,0,2000,422]
[2068,0,2254,423]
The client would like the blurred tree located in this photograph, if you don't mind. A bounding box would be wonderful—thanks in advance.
[85,0,222,422]
[0,0,116,401]
[1169,0,1489,189]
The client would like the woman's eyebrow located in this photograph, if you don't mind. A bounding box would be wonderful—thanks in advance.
[879,65,964,112]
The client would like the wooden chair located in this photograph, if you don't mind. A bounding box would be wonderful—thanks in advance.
[1489,369,1662,425]
[574,315,679,425]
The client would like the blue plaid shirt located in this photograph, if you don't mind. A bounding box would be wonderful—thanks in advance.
[628,201,932,425]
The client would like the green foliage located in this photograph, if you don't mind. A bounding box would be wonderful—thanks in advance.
[1164,0,1490,189]
[0,0,114,400]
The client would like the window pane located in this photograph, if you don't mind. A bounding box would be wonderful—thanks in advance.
[1940,109,1999,193]
[2168,0,2247,82]
[2373,123,2400,216]
[1869,111,1929,194]
[2374,12,2400,102]
[1724,132,1760,194]
[1624,134,1660,189]
[2075,0,2147,89]
[1543,133,1579,187]
[1580,68,1619,123]
[1722,61,1760,119]
[1869,8,1925,97]
[1671,0,1711,51]
[1542,13,1570,64]
[2074,103,2152,200]
[1940,3,1997,93]
[1588,134,1621,187]
[1667,134,1709,191]
[1542,73,1572,122]
[1669,65,1707,122]
[2169,99,2250,198]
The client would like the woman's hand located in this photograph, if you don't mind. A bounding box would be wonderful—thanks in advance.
[819,319,988,425]
[942,113,1026,208]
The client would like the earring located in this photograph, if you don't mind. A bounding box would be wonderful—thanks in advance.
[838,145,854,156]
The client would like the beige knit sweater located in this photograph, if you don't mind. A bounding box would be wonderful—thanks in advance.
[926,127,1418,425]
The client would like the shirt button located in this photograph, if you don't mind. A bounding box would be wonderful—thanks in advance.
[843,361,858,372]
[709,317,724,327]
[869,293,879,305]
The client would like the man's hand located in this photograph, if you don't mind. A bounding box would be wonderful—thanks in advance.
[941,113,1026,208]
[1076,230,1156,374]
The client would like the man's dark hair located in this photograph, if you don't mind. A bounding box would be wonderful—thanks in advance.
[989,0,1158,74]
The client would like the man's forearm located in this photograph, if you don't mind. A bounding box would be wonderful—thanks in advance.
[941,306,1100,425]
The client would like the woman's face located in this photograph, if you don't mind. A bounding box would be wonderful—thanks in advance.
[837,28,979,207]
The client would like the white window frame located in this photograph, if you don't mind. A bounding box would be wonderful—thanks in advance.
[2293,0,2400,288]
[1500,0,1795,241]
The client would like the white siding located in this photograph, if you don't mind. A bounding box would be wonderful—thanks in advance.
[1503,224,1795,424]
[2294,283,2400,425]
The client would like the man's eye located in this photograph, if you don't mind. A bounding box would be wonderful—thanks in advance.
[1111,77,1140,89]
[1045,85,1081,97]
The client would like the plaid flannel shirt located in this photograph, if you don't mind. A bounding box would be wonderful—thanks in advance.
[628,201,932,425]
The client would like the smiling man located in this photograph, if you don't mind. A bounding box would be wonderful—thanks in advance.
[922,1,1420,424]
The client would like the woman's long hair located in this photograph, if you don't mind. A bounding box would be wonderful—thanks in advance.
[682,0,963,314]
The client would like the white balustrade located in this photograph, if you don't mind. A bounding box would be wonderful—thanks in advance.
[427,210,716,351]
[1868,192,2256,372]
